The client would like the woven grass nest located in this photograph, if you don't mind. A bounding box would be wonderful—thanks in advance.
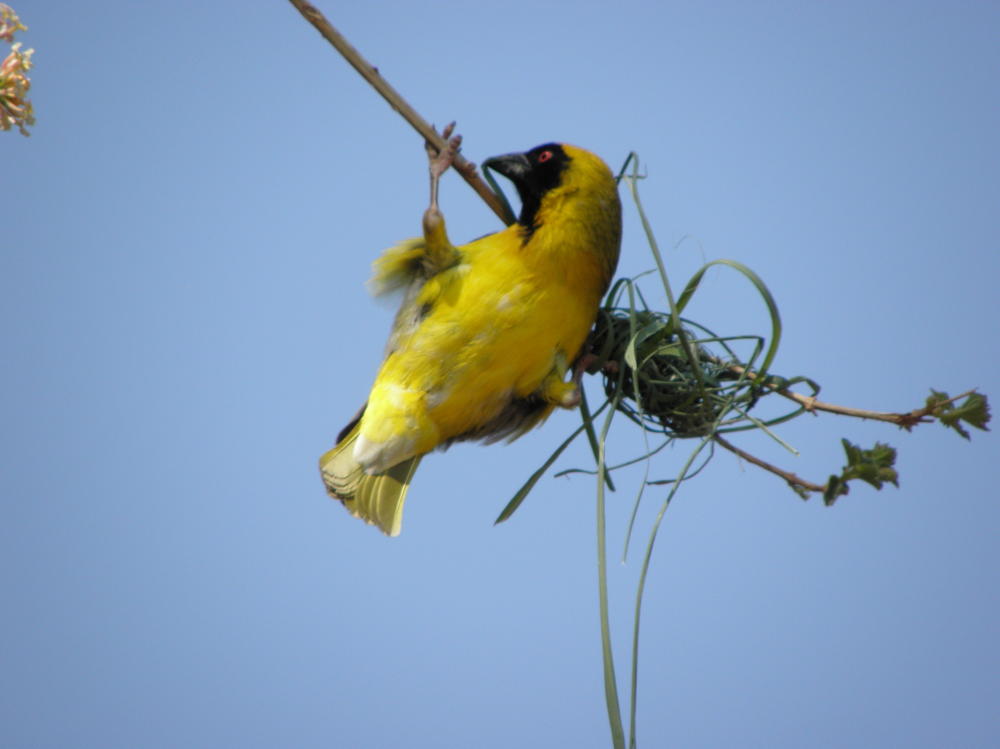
[589,307,762,439]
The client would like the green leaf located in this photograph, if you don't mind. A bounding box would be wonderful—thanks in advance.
[822,474,848,505]
[928,390,991,440]
[959,393,992,431]
[624,319,667,371]
[838,438,899,494]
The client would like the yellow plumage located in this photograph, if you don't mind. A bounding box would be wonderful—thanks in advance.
[321,142,622,535]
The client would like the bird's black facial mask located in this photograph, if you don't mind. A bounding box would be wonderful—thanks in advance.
[483,143,570,228]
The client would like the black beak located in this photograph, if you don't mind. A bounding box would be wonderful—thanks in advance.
[482,152,532,183]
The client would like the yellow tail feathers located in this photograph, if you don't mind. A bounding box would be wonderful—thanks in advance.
[319,424,421,537]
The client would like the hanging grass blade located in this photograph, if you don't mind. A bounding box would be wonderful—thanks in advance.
[493,424,585,525]
[481,164,518,226]
[595,387,626,749]
[493,398,614,524]
[674,258,783,379]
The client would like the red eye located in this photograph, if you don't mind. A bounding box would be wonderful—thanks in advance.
[537,150,553,163]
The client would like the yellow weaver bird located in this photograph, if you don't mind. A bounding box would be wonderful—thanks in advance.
[320,131,622,535]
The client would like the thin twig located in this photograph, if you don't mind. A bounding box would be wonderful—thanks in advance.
[287,0,512,225]
[713,434,828,497]
[723,359,976,430]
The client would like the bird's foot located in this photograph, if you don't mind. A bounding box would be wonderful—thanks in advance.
[573,352,619,380]
[425,122,462,184]
[424,122,462,224]
[573,353,598,381]
[421,124,462,246]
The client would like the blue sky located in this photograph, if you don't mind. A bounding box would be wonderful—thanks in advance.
[3,1,998,747]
